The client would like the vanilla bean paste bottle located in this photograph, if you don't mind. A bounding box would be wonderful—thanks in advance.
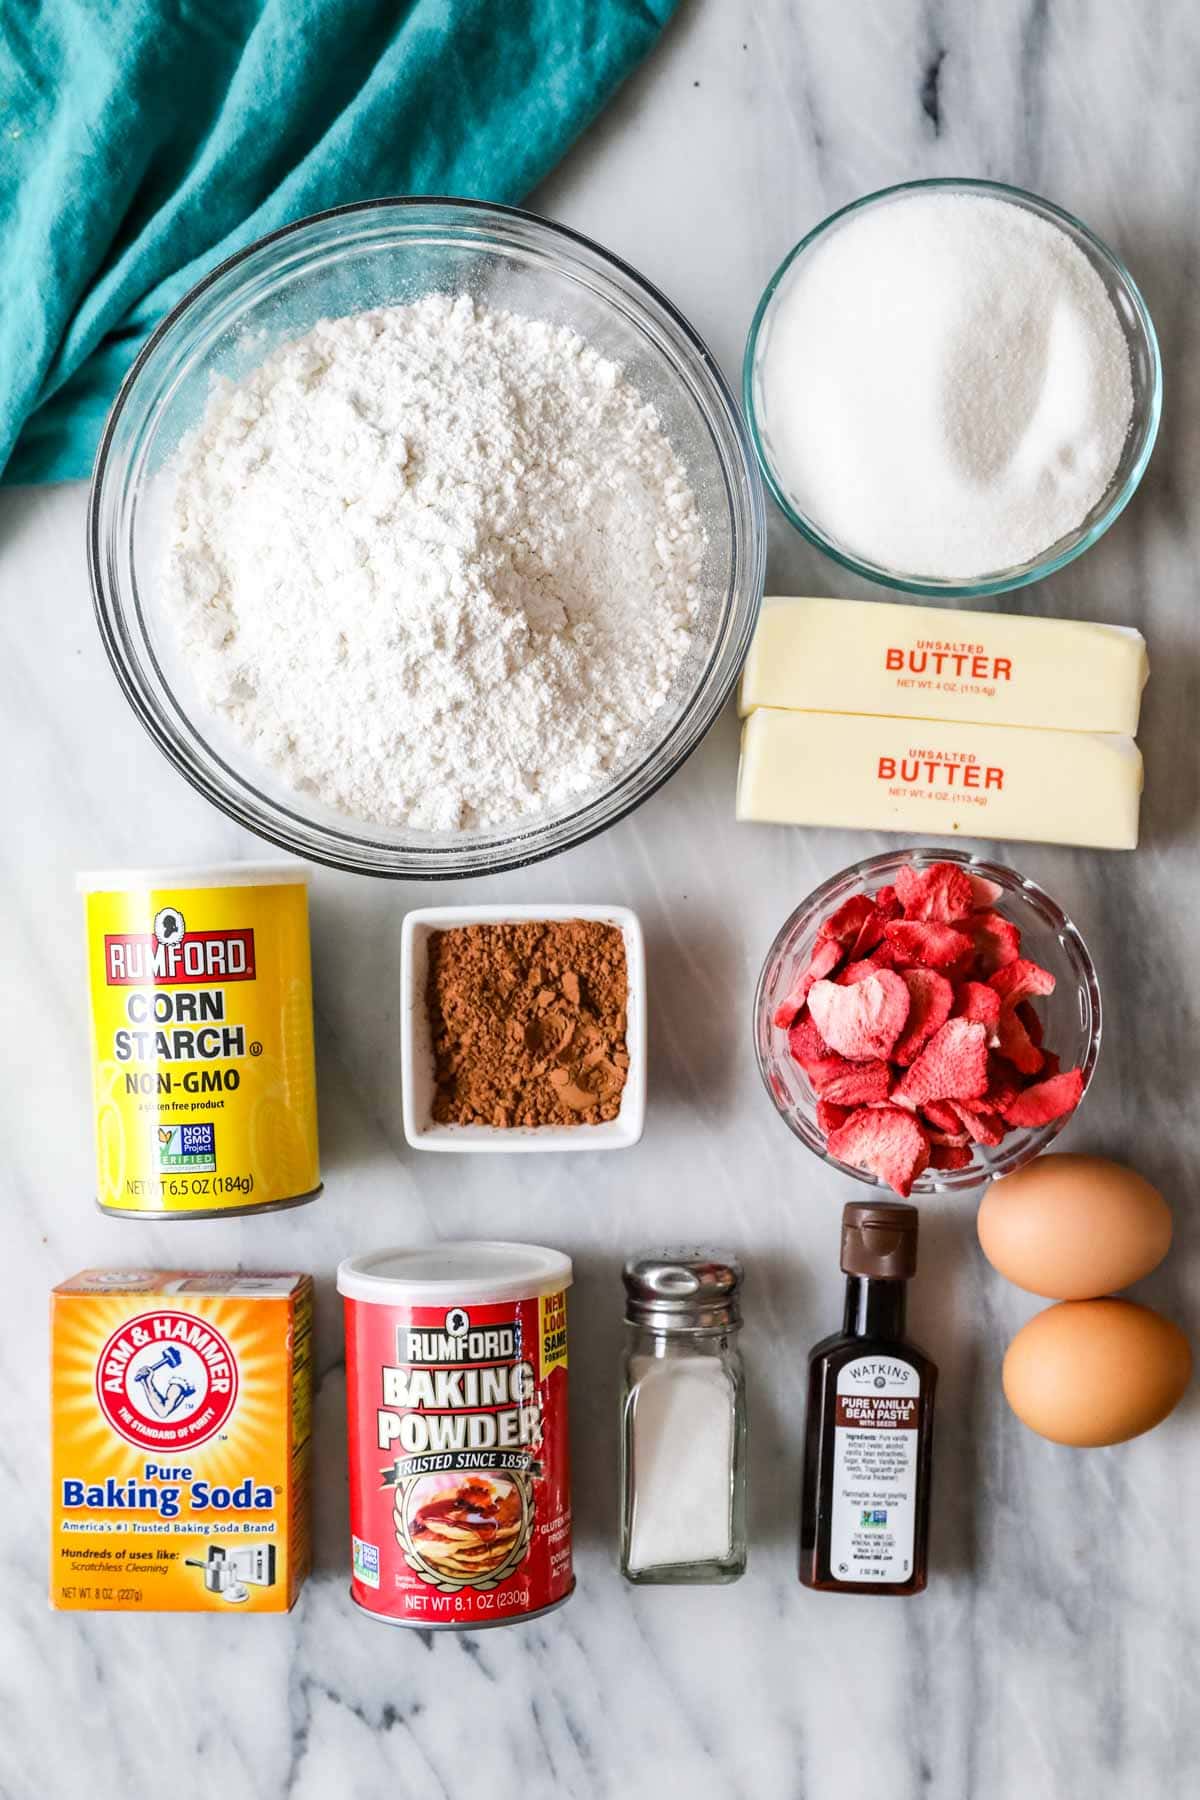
[799,1202,936,1595]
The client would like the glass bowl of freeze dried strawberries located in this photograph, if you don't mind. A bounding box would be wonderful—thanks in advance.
[754,850,1101,1196]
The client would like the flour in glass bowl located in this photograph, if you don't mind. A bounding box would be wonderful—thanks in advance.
[162,295,707,831]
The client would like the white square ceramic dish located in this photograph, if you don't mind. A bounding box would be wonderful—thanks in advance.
[401,904,647,1153]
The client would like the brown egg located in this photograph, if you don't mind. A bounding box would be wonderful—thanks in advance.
[979,1154,1172,1299]
[1003,1299,1192,1446]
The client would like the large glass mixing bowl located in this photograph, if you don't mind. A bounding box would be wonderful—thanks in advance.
[90,198,765,878]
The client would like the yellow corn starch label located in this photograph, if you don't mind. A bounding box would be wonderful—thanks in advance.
[81,872,320,1215]
[50,1272,313,1613]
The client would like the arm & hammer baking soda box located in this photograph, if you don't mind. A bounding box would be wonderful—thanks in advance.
[50,1271,312,1611]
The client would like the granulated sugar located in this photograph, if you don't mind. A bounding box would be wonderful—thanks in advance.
[754,191,1135,579]
[163,295,705,831]
[626,1355,734,1572]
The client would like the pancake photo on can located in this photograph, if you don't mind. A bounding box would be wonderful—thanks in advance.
[398,1472,530,1591]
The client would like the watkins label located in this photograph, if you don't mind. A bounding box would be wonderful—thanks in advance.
[343,1292,572,1627]
[828,1358,921,1586]
[95,1309,239,1451]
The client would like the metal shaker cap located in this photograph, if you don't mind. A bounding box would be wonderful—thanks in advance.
[622,1249,743,1331]
[840,1202,918,1280]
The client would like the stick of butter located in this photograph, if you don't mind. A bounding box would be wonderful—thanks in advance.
[736,709,1142,850]
[739,597,1148,735]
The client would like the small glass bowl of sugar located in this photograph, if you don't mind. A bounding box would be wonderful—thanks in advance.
[744,177,1161,598]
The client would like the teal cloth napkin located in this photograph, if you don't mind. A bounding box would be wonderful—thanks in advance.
[0,0,675,485]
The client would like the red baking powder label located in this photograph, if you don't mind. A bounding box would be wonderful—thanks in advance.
[343,1291,572,1627]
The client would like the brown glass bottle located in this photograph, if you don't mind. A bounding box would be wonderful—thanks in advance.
[799,1202,936,1595]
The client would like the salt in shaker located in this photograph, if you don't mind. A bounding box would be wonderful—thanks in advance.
[619,1250,747,1584]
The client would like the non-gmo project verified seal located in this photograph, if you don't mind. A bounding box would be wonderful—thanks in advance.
[353,1536,380,1588]
[157,1123,217,1173]
[861,1509,888,1528]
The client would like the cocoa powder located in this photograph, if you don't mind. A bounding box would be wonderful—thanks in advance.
[426,920,630,1128]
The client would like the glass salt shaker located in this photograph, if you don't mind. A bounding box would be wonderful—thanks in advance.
[619,1250,747,1584]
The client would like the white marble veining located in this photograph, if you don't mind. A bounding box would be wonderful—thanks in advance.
[3,2,1200,1796]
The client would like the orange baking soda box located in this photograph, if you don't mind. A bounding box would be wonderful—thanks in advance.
[50,1271,312,1612]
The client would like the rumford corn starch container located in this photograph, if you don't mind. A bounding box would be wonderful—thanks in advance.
[339,1244,573,1629]
[79,863,320,1218]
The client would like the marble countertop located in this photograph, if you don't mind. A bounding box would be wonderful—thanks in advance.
[3,3,1199,1797]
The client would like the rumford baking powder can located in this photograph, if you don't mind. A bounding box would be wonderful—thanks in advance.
[338,1243,573,1629]
[79,863,320,1218]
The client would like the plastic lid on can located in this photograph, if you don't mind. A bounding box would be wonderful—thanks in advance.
[77,861,311,894]
[337,1242,573,1307]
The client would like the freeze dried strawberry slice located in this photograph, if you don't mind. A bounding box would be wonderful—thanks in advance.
[950,1099,1006,1146]
[967,873,1004,910]
[884,920,974,971]
[807,1056,857,1094]
[818,895,886,957]
[892,969,955,1066]
[894,862,975,922]
[773,937,843,1029]
[849,910,888,959]
[816,1099,852,1136]
[815,1060,893,1107]
[1015,1000,1044,1046]
[837,949,896,986]
[970,911,1022,975]
[809,970,911,1062]
[874,884,903,921]
[920,1098,964,1135]
[990,959,1055,1075]
[996,1019,1042,1076]
[894,1018,989,1106]
[817,894,875,943]
[995,1009,1045,1076]
[826,1105,931,1198]
[927,1127,971,1148]
[989,958,1056,1007]
[836,961,876,987]
[930,1143,974,1171]
[953,980,1002,1039]
[999,1067,1085,1128]
[983,1058,1023,1112]
[922,1103,970,1146]
[787,1013,832,1075]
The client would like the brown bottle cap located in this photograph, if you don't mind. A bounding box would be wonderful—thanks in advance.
[841,1202,918,1279]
